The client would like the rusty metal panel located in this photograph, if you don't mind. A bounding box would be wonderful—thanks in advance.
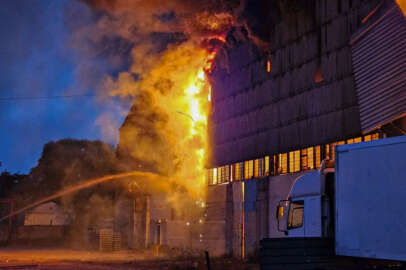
[351,3,406,133]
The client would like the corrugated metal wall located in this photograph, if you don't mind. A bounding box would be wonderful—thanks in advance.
[209,0,384,167]
[351,1,406,133]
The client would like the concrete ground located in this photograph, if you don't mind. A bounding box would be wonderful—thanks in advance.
[0,249,259,270]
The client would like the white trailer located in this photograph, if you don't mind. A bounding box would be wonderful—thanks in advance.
[335,135,406,261]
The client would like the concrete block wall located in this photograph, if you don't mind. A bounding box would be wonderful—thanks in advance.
[204,184,228,256]
[204,171,311,258]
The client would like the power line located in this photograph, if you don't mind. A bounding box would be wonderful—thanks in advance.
[0,93,98,101]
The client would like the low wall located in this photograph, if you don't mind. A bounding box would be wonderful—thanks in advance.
[14,225,67,246]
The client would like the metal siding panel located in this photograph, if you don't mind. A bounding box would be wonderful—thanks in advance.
[351,4,406,133]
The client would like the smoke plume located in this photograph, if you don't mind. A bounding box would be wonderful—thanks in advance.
[67,0,246,207]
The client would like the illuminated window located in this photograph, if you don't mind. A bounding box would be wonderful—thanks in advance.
[347,138,354,144]
[330,143,336,161]
[233,163,240,181]
[364,135,372,141]
[325,144,330,160]
[207,169,213,185]
[267,60,271,73]
[301,149,308,170]
[217,167,222,184]
[254,159,262,178]
[372,133,379,140]
[331,141,344,161]
[279,153,288,174]
[244,160,254,179]
[308,147,314,169]
[233,164,237,181]
[230,164,234,182]
[265,156,270,175]
[289,150,300,173]
[354,137,362,143]
[225,165,230,182]
[315,146,321,168]
[213,168,218,184]
[234,162,244,181]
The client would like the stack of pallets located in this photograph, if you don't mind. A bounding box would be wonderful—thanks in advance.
[99,229,113,252]
[113,232,121,251]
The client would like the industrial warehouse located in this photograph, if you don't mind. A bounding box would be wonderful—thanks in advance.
[0,0,405,269]
[111,0,406,261]
[204,0,406,259]
[116,0,406,258]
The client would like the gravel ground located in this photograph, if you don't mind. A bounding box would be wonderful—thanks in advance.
[0,249,259,270]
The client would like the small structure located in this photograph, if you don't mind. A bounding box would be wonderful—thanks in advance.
[24,201,70,226]
[15,202,70,246]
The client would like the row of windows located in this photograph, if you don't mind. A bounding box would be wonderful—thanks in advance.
[207,133,380,185]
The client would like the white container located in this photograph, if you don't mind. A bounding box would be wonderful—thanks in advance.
[335,136,406,261]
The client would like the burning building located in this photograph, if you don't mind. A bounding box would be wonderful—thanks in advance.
[204,0,406,257]
[113,0,406,257]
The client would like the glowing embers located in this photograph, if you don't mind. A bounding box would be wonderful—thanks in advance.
[314,63,324,83]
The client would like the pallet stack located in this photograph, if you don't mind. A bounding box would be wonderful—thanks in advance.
[99,229,113,252]
[113,232,121,251]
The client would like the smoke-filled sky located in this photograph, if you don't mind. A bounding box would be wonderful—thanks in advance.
[0,0,130,173]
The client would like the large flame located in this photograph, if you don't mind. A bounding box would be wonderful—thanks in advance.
[112,40,219,198]
[397,0,406,16]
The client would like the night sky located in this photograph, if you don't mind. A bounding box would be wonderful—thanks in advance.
[0,0,130,173]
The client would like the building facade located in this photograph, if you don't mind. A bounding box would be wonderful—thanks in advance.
[204,0,406,257]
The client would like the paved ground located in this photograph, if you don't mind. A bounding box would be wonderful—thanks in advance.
[0,249,259,270]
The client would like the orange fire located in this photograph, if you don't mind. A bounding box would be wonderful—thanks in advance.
[396,0,406,16]
[113,38,223,198]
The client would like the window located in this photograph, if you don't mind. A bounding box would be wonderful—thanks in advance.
[288,201,304,229]
[289,150,300,173]
[301,149,308,170]
[234,163,240,181]
[265,156,270,175]
[254,159,260,178]
[271,155,278,175]
[234,162,244,181]
[279,153,288,174]
[217,167,222,184]
[325,144,331,160]
[238,162,244,180]
[354,137,362,143]
[225,165,230,182]
[244,160,254,179]
[213,168,218,185]
[315,146,321,168]
[372,133,379,140]
[347,137,362,144]
[364,135,372,141]
[230,164,234,182]
[308,147,314,169]
[207,169,213,185]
